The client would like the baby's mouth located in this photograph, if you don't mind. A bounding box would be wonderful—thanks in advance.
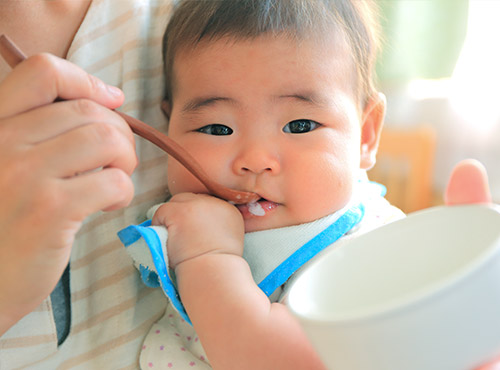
[236,198,279,218]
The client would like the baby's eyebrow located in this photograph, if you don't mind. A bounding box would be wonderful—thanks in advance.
[181,96,235,114]
[181,92,328,114]
[277,92,328,108]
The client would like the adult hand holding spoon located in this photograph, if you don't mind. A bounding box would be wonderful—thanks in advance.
[0,42,135,336]
[0,34,259,205]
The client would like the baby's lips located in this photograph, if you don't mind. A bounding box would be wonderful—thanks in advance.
[236,199,278,218]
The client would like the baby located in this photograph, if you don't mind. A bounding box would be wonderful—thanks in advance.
[118,0,404,368]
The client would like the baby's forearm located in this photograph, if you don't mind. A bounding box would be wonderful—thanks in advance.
[175,254,326,370]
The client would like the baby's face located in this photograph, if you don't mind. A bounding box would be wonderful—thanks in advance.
[167,34,379,232]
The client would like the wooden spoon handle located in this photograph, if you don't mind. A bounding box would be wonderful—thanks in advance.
[0,35,26,67]
[114,111,218,193]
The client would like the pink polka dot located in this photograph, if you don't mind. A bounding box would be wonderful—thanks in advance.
[167,363,173,368]
[189,362,195,366]
[168,314,174,318]
[175,333,180,337]
[142,345,147,349]
[180,347,186,352]
[155,329,161,334]
[200,356,205,361]
[160,345,165,350]
[194,337,199,342]
[187,336,192,341]
[148,362,153,367]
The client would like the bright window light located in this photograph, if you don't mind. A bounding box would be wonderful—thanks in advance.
[450,1,500,133]
[408,78,451,101]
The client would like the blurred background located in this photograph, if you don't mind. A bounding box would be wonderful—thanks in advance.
[368,0,500,213]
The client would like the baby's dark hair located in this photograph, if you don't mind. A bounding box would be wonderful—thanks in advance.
[162,0,380,108]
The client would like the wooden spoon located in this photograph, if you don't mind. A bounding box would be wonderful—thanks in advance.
[0,34,259,204]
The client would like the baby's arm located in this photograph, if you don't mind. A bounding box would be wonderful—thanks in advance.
[153,193,326,370]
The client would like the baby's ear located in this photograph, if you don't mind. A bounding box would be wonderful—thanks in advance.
[360,93,386,170]
[161,100,171,120]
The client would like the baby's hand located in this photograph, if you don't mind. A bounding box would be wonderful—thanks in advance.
[152,193,245,270]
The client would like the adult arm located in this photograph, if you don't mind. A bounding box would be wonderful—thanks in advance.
[0,54,137,335]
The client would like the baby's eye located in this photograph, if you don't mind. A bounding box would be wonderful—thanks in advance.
[283,119,320,134]
[196,124,233,136]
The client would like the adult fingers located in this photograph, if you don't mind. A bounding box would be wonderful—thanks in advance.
[444,159,492,205]
[1,99,134,147]
[0,53,124,118]
[33,120,137,178]
[62,167,135,214]
[474,356,500,370]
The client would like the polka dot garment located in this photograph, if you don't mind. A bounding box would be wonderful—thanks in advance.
[140,304,211,369]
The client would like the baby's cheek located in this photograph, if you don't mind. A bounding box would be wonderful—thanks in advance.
[167,161,207,195]
[293,164,354,220]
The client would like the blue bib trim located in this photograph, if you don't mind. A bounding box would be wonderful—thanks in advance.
[258,203,364,296]
[118,221,191,324]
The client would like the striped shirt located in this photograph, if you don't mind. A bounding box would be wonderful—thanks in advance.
[0,1,173,368]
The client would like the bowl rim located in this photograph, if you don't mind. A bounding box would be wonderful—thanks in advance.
[287,204,500,325]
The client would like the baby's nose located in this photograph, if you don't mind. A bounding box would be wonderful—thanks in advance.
[232,141,280,175]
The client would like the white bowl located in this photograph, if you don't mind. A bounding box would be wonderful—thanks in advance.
[287,205,500,370]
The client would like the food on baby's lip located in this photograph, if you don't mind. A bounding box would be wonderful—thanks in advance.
[248,201,266,216]
[233,198,279,218]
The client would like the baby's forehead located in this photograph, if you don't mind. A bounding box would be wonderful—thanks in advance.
[175,21,352,55]
[170,31,359,103]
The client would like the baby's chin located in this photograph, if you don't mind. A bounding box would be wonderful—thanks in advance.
[241,207,312,233]
[243,219,282,233]
[243,216,311,233]
[242,203,349,233]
